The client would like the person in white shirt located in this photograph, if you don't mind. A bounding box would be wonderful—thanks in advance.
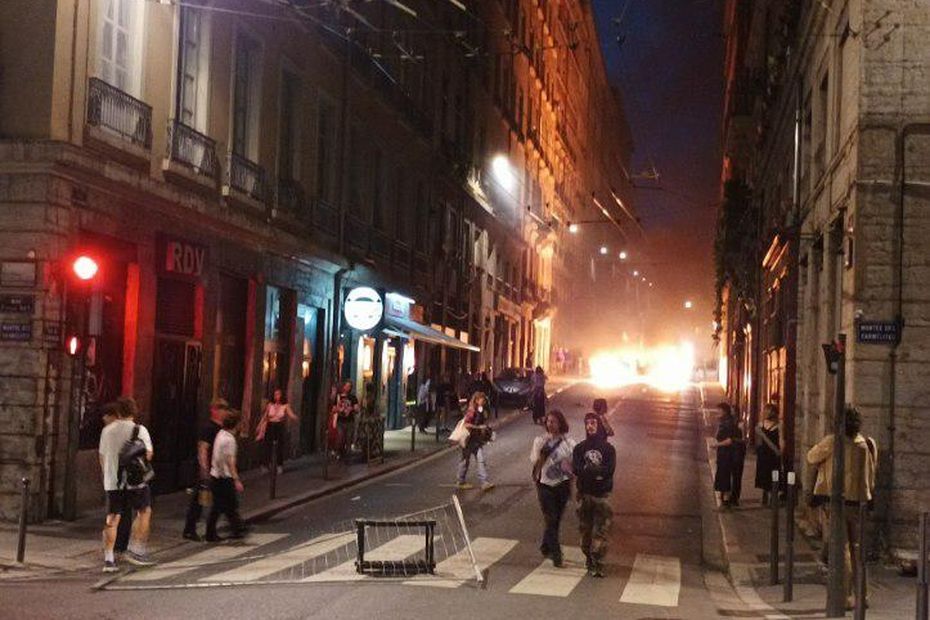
[98,397,155,572]
[255,388,298,473]
[206,410,247,541]
[530,409,576,568]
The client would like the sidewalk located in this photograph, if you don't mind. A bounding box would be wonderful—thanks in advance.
[696,383,916,619]
[0,380,574,580]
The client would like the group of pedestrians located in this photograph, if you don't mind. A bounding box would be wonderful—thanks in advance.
[528,398,616,577]
[712,398,878,610]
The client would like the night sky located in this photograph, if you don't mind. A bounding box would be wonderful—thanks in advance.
[591,0,723,354]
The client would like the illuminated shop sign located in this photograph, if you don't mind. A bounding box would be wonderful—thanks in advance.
[344,287,384,331]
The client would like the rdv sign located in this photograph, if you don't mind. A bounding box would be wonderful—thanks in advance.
[163,239,207,278]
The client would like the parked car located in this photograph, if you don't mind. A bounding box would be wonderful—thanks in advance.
[493,367,533,407]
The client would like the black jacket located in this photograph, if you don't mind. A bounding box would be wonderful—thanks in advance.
[573,438,616,497]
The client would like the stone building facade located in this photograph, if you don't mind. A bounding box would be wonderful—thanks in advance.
[719,0,930,553]
[0,0,632,521]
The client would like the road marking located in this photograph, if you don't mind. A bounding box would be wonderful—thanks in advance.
[619,553,681,607]
[302,534,426,582]
[122,533,288,582]
[404,537,518,588]
[200,531,356,583]
[509,546,587,597]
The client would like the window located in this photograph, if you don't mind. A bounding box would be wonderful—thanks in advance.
[395,167,409,242]
[176,6,209,129]
[278,70,301,181]
[232,33,261,159]
[813,74,829,179]
[347,124,363,214]
[316,99,336,203]
[98,0,144,94]
[415,181,428,248]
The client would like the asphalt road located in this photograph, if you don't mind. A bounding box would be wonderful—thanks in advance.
[0,382,747,619]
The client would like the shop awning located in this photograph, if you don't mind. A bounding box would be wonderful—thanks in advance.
[385,316,480,352]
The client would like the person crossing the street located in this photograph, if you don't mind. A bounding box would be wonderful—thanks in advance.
[183,398,228,541]
[573,411,616,578]
[531,409,575,568]
[206,410,248,542]
[456,391,495,492]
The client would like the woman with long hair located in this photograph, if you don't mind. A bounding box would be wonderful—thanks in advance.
[713,402,740,507]
[456,391,495,491]
[530,409,575,567]
[255,388,298,473]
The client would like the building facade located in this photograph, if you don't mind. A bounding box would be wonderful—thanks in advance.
[718,0,930,554]
[0,0,632,522]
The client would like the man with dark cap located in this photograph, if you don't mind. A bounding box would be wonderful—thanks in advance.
[573,412,616,577]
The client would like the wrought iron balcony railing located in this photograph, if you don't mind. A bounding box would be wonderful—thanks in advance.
[276,178,306,216]
[86,77,153,148]
[315,198,340,238]
[167,120,219,178]
[226,153,268,203]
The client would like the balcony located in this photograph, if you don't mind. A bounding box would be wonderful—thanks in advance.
[275,178,308,221]
[345,213,370,256]
[393,240,411,273]
[314,198,340,240]
[85,77,152,166]
[223,153,268,212]
[163,120,219,192]
[413,252,429,279]
[370,228,392,262]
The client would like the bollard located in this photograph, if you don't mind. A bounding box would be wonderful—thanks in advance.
[269,440,278,500]
[770,469,780,585]
[854,501,867,620]
[784,471,796,602]
[918,512,929,620]
[16,477,29,563]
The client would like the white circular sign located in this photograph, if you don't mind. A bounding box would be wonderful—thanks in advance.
[344,287,383,331]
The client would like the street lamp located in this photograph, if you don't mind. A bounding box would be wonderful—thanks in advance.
[599,246,608,255]
[619,251,628,260]
[632,270,639,277]
[491,154,516,192]
[684,300,693,309]
[568,223,579,234]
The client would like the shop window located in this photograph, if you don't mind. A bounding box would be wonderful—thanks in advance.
[214,274,247,409]
[263,285,294,398]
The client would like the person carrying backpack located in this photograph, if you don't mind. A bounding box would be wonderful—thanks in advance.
[98,397,156,572]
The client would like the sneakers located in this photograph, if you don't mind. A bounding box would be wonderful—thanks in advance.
[480,482,495,492]
[124,551,157,567]
[102,560,119,573]
[182,531,204,542]
[455,481,474,490]
[589,561,605,578]
[276,466,284,475]
[551,554,564,568]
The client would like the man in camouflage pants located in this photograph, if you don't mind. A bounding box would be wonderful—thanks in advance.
[573,412,616,577]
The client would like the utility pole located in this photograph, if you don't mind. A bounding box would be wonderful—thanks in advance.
[824,334,847,617]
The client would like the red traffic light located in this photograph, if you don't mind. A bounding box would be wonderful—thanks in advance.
[72,255,99,281]
[67,335,80,356]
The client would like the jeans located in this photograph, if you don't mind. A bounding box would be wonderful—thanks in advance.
[206,477,244,539]
[578,493,613,562]
[457,446,489,484]
[265,422,287,467]
[537,481,571,558]
[183,483,205,536]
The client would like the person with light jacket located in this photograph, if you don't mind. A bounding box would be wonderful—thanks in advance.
[530,409,575,568]
[806,405,877,610]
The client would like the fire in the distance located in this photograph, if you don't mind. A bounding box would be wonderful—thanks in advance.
[588,342,696,392]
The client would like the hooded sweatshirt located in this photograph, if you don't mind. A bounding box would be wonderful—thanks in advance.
[572,415,616,496]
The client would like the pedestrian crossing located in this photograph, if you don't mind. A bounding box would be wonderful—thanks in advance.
[111,534,687,607]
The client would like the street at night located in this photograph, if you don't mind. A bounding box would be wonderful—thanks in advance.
[2,383,748,619]
[3,0,930,618]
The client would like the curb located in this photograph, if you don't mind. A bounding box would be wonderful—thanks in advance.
[695,385,729,574]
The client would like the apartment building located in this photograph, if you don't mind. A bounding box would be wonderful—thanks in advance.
[0,0,632,522]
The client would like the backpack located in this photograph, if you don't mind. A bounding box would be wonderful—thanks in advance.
[118,424,155,488]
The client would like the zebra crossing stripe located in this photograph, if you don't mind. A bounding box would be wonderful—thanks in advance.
[301,534,427,582]
[619,553,681,607]
[508,546,587,597]
[122,533,288,582]
[200,531,357,583]
[404,537,518,588]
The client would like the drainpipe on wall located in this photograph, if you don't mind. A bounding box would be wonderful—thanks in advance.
[783,82,803,471]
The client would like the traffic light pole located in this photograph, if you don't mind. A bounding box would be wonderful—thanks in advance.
[826,334,847,617]
[63,286,86,521]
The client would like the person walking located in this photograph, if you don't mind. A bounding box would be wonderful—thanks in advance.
[206,410,248,542]
[530,366,547,424]
[591,398,615,437]
[98,397,156,572]
[573,412,615,577]
[713,402,740,507]
[332,380,359,459]
[100,405,133,556]
[416,377,432,432]
[531,409,575,567]
[806,405,877,610]
[183,398,228,541]
[456,391,495,492]
[255,388,298,474]
[754,403,782,506]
